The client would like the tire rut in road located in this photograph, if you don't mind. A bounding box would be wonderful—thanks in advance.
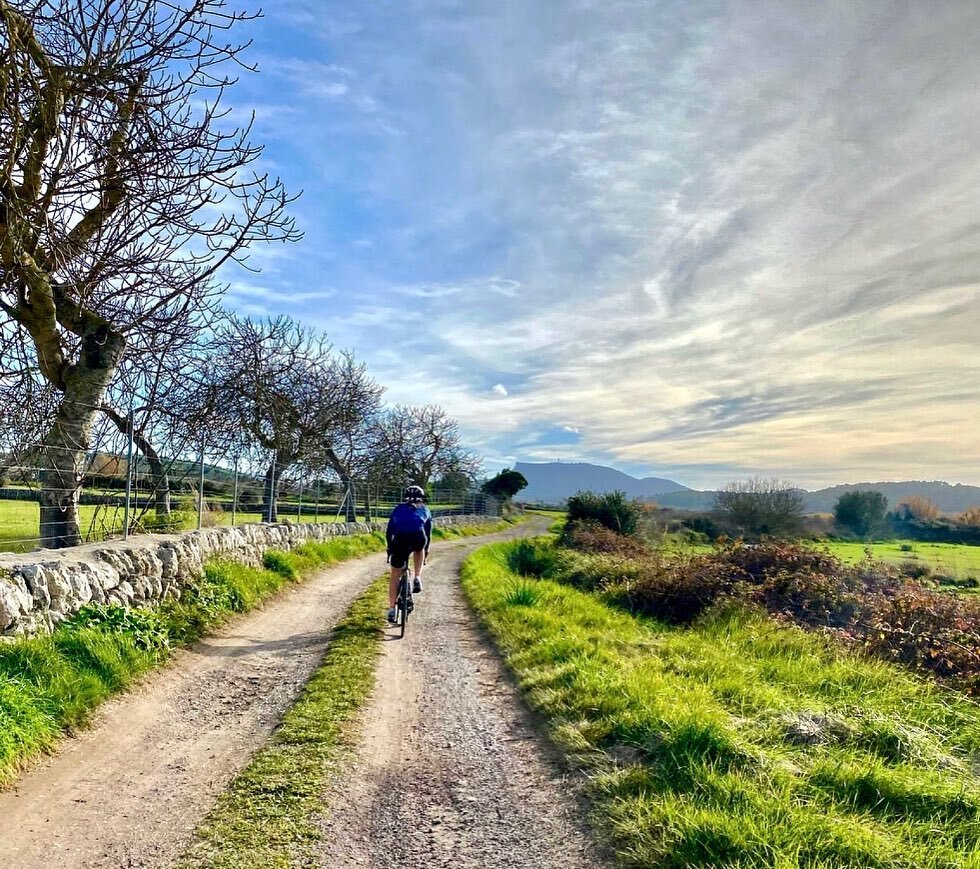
[318,520,607,868]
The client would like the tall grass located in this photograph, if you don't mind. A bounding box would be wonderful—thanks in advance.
[462,542,980,868]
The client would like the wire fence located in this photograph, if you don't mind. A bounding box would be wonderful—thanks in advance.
[0,443,499,553]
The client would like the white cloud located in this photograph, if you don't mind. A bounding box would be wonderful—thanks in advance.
[224,0,980,488]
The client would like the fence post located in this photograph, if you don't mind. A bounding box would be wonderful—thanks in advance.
[297,478,303,523]
[268,450,277,523]
[231,461,239,527]
[197,445,206,530]
[122,411,134,541]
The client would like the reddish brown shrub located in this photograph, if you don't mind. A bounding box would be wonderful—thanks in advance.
[561,519,652,558]
[860,583,980,686]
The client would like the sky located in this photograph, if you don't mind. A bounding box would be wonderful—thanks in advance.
[218,0,980,490]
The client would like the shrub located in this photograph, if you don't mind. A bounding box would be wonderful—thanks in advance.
[551,536,980,693]
[897,496,941,522]
[899,560,931,580]
[713,477,805,538]
[626,555,743,624]
[958,505,980,527]
[681,514,723,540]
[566,490,642,536]
[560,519,651,557]
[506,539,563,578]
[861,583,980,690]
[833,490,887,538]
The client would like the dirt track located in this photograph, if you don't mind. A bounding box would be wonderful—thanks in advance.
[0,519,604,867]
[317,519,607,868]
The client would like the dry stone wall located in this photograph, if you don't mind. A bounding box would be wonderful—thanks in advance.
[0,515,498,637]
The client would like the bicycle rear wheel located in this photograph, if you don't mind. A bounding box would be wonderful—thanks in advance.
[399,570,409,638]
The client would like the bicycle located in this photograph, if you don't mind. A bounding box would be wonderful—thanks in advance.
[393,562,413,638]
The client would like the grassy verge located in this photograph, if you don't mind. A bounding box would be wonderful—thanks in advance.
[462,541,980,868]
[177,577,387,869]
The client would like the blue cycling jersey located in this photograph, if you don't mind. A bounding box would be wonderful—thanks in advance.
[386,502,432,537]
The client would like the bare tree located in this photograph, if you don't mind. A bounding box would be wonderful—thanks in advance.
[373,404,480,490]
[209,316,383,522]
[714,477,806,538]
[0,1,299,546]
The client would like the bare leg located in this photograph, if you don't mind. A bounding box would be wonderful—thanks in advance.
[388,566,401,608]
[412,549,425,578]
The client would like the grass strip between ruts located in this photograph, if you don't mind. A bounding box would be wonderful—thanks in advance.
[461,541,980,869]
[177,576,388,869]
[0,518,512,788]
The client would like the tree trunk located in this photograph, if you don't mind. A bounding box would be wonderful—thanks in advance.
[142,443,171,518]
[344,480,357,523]
[40,336,126,548]
[103,408,171,520]
[263,460,286,522]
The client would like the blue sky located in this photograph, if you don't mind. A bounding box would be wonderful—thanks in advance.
[219,0,979,489]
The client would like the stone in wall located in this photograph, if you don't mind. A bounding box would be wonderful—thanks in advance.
[0,515,498,637]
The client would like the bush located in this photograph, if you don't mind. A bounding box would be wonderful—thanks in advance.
[861,584,980,690]
[566,490,642,536]
[899,560,931,580]
[957,506,980,527]
[714,477,805,538]
[833,490,888,538]
[506,539,563,578]
[560,519,651,557]
[681,514,723,540]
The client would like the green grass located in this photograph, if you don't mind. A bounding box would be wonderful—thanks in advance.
[822,540,980,584]
[177,577,387,869]
[462,541,980,868]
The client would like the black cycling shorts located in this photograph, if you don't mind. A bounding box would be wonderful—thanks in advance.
[389,531,427,569]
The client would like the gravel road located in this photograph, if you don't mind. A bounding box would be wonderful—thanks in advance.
[317,518,608,868]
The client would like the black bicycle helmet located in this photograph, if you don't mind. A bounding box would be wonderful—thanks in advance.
[403,484,426,502]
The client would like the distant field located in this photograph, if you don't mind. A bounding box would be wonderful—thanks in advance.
[822,540,980,584]
[0,495,481,553]
[0,499,355,553]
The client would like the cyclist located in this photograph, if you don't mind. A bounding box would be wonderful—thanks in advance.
[386,484,432,623]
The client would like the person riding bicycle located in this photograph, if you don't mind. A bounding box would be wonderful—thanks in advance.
[386,484,432,623]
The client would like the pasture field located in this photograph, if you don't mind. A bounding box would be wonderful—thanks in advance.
[822,539,980,584]
[0,499,350,553]
[0,495,495,553]
[463,540,980,868]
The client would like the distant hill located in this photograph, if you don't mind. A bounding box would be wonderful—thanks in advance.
[514,462,980,515]
[514,461,688,504]
[803,481,980,514]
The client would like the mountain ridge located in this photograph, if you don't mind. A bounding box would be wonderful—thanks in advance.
[513,462,980,513]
